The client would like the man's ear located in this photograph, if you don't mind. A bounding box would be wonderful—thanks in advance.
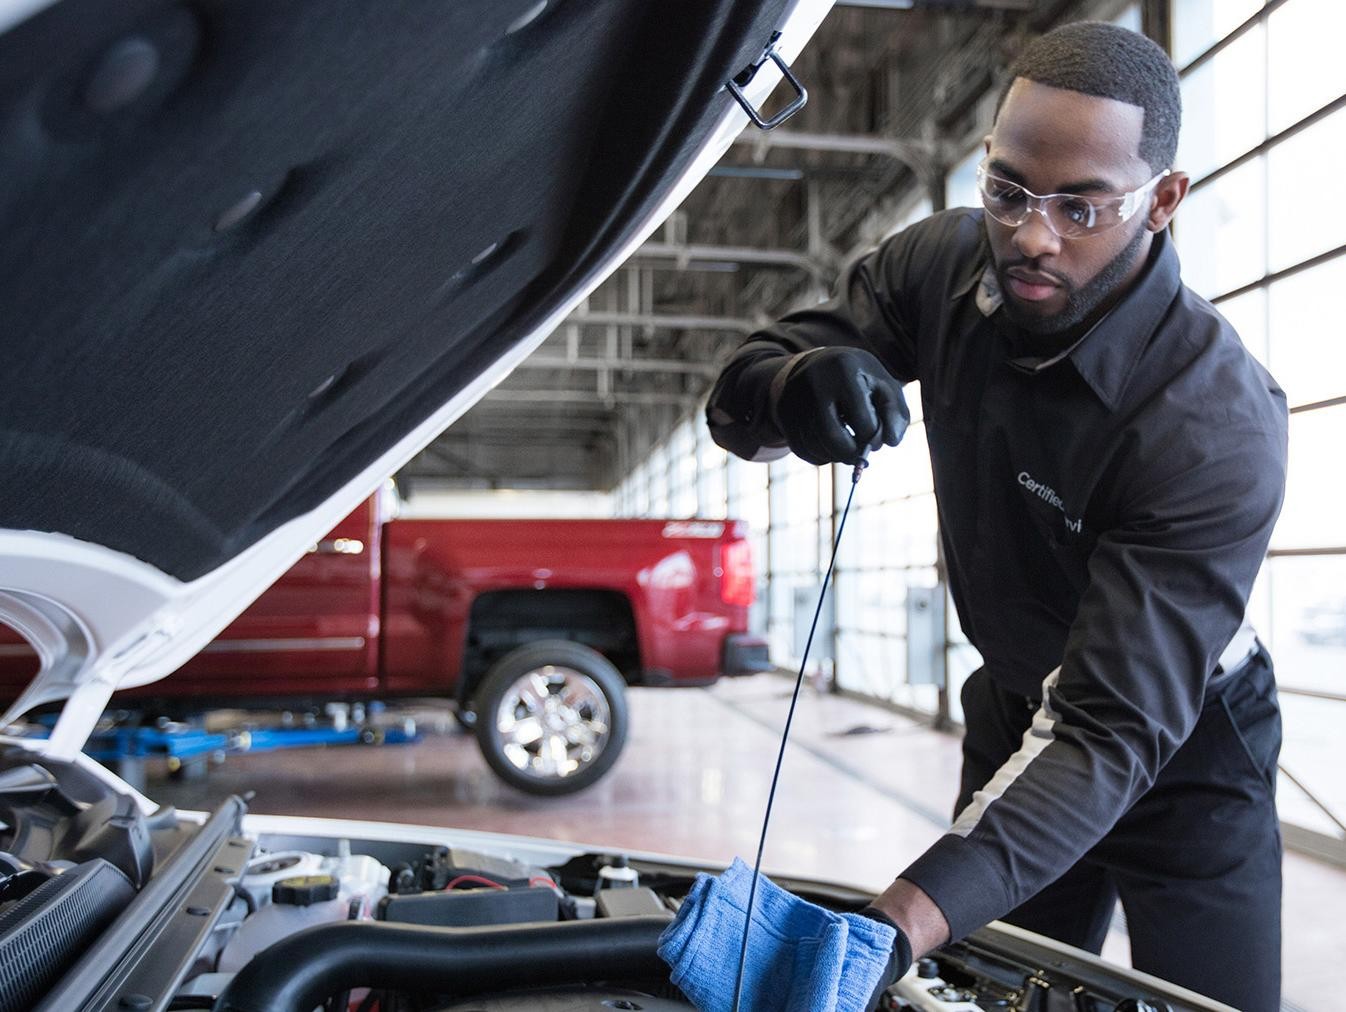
[1148,171,1189,232]
[983,134,992,155]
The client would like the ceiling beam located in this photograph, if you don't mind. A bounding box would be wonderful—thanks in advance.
[448,414,612,431]
[462,403,616,416]
[411,443,503,483]
[731,129,946,181]
[485,389,698,407]
[566,311,757,334]
[630,241,824,277]
[434,439,608,450]
[514,355,717,378]
[836,0,1032,8]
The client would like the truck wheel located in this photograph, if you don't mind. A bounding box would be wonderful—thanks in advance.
[474,640,628,796]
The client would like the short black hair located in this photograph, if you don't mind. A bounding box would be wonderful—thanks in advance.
[995,21,1181,173]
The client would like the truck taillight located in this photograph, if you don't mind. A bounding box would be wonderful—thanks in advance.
[720,540,755,607]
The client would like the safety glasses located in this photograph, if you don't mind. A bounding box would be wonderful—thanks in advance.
[976,160,1170,239]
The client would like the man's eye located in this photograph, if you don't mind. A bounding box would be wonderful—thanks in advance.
[1059,198,1096,227]
[988,182,1025,204]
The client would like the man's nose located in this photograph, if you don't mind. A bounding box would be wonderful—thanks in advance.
[1011,206,1061,260]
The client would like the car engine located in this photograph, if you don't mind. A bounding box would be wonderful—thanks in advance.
[0,749,1221,1012]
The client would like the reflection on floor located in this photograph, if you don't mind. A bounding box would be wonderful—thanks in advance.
[143,674,1344,1010]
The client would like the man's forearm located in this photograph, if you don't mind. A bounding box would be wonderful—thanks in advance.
[871,877,950,958]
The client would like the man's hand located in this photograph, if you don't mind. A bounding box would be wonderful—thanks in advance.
[856,905,913,1011]
[859,879,950,1009]
[770,347,909,465]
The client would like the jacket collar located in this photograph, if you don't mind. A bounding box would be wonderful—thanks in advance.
[973,229,1183,412]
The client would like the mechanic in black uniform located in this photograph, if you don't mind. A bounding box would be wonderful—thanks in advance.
[706,22,1287,1011]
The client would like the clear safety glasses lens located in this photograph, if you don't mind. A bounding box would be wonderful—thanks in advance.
[976,164,1168,239]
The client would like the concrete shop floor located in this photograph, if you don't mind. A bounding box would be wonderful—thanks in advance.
[146,674,1344,1009]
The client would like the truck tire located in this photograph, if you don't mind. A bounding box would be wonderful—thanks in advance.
[474,640,628,796]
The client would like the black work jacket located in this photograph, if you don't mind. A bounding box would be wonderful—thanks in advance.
[706,208,1288,939]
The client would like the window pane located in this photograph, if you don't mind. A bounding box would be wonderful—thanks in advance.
[734,462,768,532]
[1267,0,1346,133]
[946,147,983,213]
[1215,288,1268,367]
[730,458,769,634]
[696,437,727,518]
[748,532,767,634]
[1267,108,1346,272]
[1273,404,1346,551]
[905,380,924,424]
[893,420,933,495]
[893,494,939,569]
[1267,555,1346,837]
[672,480,696,518]
[1267,255,1346,408]
[884,198,934,241]
[671,423,697,518]
[782,457,820,527]
[1247,565,1273,654]
[1268,555,1346,694]
[767,571,820,668]
[835,564,941,718]
[1276,695,1346,838]
[855,455,895,509]
[836,629,903,698]
[1112,4,1141,33]
[1178,25,1267,180]
[861,448,904,506]
[888,682,941,716]
[1172,0,1264,69]
[1178,157,1267,298]
[627,461,650,516]
[647,456,669,515]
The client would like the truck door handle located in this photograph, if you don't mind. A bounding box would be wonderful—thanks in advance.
[309,538,365,555]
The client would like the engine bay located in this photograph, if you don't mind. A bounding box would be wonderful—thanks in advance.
[0,749,1227,1012]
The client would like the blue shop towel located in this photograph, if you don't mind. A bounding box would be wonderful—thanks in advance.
[657,857,896,1012]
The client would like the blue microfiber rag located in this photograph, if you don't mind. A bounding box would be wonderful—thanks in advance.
[657,857,896,1012]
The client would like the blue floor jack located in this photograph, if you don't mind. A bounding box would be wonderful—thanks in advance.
[26,705,420,791]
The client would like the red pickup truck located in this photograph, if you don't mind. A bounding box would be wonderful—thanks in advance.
[0,491,767,794]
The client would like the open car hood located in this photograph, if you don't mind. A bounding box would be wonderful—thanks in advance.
[0,0,830,755]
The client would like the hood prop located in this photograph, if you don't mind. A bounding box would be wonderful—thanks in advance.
[726,32,808,131]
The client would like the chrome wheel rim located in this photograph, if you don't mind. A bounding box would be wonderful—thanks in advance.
[493,665,611,781]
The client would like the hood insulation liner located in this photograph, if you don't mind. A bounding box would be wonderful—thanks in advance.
[0,0,786,580]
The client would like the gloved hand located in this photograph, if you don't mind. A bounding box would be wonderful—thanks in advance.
[856,905,914,1011]
[768,347,909,465]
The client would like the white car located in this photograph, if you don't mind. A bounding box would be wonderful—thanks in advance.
[0,1,1232,1009]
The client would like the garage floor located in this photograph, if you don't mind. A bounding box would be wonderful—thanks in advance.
[144,674,1344,1010]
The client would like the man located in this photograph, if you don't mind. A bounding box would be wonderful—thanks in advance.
[705,21,1287,1011]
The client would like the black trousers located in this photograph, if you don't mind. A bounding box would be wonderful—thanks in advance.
[957,647,1282,1012]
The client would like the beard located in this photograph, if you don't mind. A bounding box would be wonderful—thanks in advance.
[996,221,1148,336]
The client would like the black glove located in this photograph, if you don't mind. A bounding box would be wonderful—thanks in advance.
[768,347,909,465]
[857,905,914,1011]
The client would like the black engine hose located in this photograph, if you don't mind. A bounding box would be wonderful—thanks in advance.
[213,915,672,1012]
